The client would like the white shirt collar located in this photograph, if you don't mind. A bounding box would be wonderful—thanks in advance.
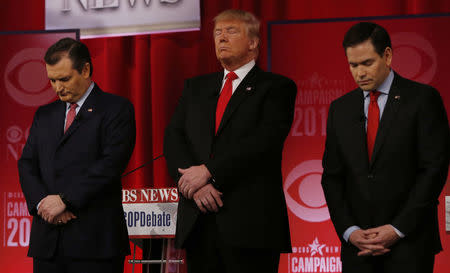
[66,81,94,109]
[363,69,394,97]
[223,59,256,80]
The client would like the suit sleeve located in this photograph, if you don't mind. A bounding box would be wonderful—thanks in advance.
[204,77,297,191]
[391,87,449,236]
[321,101,357,241]
[64,100,136,210]
[164,79,197,182]
[17,108,49,215]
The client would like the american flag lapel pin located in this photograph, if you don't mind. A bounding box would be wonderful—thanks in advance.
[394,95,400,100]
[246,86,252,92]
[87,108,93,112]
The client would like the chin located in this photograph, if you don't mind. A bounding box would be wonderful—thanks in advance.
[359,85,373,91]
[219,56,234,64]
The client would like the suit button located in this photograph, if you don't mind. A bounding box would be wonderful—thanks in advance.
[210,153,214,159]
[367,174,374,179]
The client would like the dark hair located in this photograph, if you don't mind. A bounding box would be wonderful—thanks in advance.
[44,38,93,76]
[342,22,391,56]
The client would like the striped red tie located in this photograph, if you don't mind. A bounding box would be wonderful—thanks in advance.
[215,71,237,133]
[65,103,78,133]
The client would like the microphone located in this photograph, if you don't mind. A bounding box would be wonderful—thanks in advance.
[122,154,164,177]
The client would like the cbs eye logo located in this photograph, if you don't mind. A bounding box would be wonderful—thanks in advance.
[6,126,29,144]
[284,160,330,222]
[391,32,437,84]
[4,48,55,107]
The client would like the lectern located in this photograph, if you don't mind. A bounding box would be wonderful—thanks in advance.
[122,187,183,273]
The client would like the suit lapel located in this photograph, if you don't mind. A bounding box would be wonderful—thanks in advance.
[348,90,369,169]
[54,100,66,140]
[370,74,402,167]
[216,66,259,135]
[201,72,223,145]
[57,86,99,147]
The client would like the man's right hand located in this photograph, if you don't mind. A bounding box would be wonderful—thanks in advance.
[349,229,390,256]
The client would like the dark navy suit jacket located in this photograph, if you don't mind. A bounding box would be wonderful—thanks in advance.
[164,66,296,251]
[18,84,136,258]
[322,73,449,264]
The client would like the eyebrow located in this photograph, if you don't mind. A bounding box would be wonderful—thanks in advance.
[349,58,374,65]
[49,76,71,81]
[215,25,239,30]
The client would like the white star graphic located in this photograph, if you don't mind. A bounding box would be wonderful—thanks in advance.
[308,237,326,256]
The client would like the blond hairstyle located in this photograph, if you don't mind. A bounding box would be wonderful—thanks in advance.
[213,9,260,40]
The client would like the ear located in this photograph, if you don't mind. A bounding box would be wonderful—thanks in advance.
[81,62,91,78]
[384,47,393,67]
[249,37,259,51]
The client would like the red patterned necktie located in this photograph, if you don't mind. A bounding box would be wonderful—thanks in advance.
[65,103,78,133]
[367,91,381,160]
[215,71,238,133]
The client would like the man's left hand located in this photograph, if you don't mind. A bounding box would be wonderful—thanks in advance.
[357,225,400,256]
[193,184,223,213]
[38,195,66,223]
[178,165,212,199]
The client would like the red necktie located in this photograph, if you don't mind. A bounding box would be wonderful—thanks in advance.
[216,71,238,133]
[65,103,78,133]
[367,91,381,160]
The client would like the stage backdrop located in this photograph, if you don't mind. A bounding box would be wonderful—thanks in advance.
[0,30,79,273]
[269,14,450,273]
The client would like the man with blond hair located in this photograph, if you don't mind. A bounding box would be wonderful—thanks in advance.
[164,9,296,273]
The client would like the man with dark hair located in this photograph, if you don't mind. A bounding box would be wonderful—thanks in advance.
[18,37,136,273]
[164,9,296,273]
[44,37,93,76]
[321,22,449,273]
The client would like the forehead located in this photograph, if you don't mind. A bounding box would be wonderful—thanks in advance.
[346,40,379,62]
[46,56,75,77]
[214,19,244,29]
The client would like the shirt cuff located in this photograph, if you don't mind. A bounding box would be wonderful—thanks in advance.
[343,226,361,242]
[390,224,405,238]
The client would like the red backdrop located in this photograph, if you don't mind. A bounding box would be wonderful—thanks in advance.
[1,1,450,273]
[270,15,450,273]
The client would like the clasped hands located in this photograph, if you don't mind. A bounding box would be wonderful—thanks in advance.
[349,224,400,256]
[38,195,77,225]
[178,165,223,213]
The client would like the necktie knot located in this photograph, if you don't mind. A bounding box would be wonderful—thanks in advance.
[370,91,381,103]
[226,71,238,81]
[70,103,78,110]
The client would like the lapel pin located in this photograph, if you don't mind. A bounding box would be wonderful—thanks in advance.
[394,95,400,100]
[246,87,252,91]
[87,108,93,112]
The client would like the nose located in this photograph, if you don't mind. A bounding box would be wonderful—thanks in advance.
[356,66,367,79]
[54,81,64,92]
[218,31,228,42]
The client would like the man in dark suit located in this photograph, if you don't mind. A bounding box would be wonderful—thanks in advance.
[164,9,296,273]
[18,38,136,273]
[321,22,449,273]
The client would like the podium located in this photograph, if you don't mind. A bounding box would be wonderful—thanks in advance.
[122,187,183,273]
